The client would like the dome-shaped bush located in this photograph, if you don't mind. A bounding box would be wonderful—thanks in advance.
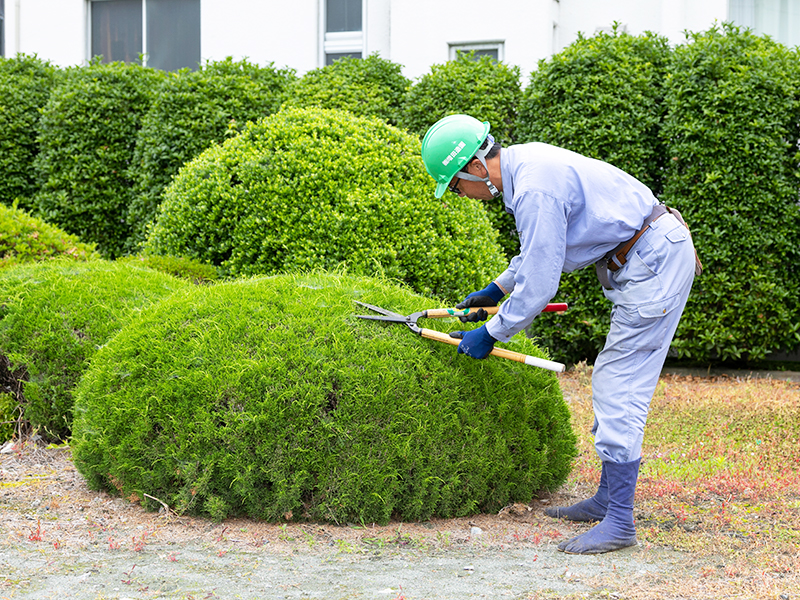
[0,202,98,269]
[0,54,61,209]
[287,54,409,126]
[0,260,190,440]
[145,107,506,303]
[126,58,296,251]
[71,272,577,524]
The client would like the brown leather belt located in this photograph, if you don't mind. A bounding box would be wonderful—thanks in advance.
[607,204,668,272]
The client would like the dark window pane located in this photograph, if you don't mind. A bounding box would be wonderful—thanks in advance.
[325,52,362,65]
[91,0,143,64]
[326,0,361,33]
[146,0,201,71]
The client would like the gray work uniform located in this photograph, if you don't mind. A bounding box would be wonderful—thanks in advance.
[484,142,696,464]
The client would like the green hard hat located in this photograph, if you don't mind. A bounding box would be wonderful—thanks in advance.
[421,115,491,198]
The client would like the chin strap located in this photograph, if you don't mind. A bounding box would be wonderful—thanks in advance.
[454,134,502,198]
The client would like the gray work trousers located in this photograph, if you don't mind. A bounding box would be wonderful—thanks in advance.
[591,213,696,463]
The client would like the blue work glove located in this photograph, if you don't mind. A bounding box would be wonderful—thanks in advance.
[456,282,506,323]
[449,325,497,359]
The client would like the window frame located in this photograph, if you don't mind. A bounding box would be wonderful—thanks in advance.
[448,40,505,62]
[320,0,366,67]
[86,0,200,70]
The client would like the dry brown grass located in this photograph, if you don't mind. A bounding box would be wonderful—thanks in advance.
[557,365,800,599]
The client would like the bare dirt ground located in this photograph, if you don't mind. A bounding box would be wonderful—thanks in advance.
[1,370,798,600]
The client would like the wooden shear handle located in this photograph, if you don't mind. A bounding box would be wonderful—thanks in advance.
[425,303,568,319]
[419,328,566,373]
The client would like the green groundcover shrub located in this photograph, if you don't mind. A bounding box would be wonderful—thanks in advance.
[126,58,297,251]
[71,272,577,524]
[401,53,523,260]
[0,260,190,440]
[146,107,507,304]
[116,254,220,284]
[659,24,800,362]
[33,61,165,259]
[0,202,98,269]
[287,53,409,126]
[0,54,61,210]
[518,29,673,364]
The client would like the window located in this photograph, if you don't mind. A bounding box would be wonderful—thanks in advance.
[449,41,505,62]
[89,0,200,70]
[323,0,363,65]
[730,0,800,47]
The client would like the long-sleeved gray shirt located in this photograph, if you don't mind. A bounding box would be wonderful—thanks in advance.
[485,142,657,342]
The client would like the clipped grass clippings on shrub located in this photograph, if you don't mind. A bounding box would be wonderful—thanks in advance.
[0,260,191,440]
[71,272,577,525]
[145,106,507,304]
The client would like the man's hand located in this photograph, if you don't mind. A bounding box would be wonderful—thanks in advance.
[449,325,497,359]
[456,282,505,322]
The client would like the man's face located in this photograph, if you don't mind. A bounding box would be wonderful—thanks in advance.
[448,160,494,201]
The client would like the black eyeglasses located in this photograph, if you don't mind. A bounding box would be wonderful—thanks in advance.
[448,176,462,195]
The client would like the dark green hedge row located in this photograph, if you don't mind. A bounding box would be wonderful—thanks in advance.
[3,25,800,363]
[0,55,61,210]
[525,24,800,365]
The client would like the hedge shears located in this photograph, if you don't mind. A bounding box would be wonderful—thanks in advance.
[354,301,567,372]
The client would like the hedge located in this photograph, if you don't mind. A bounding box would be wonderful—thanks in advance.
[401,53,523,260]
[145,107,507,304]
[287,53,409,126]
[659,24,800,362]
[517,29,673,364]
[0,54,61,210]
[0,260,190,440]
[33,61,165,259]
[126,58,296,251]
[71,272,577,523]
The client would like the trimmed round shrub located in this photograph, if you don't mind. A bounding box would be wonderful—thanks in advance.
[400,53,523,260]
[126,58,297,251]
[0,202,99,269]
[0,260,190,440]
[287,53,409,126]
[145,107,507,303]
[33,61,165,259]
[0,54,61,210]
[516,29,673,365]
[659,24,800,362]
[71,272,577,523]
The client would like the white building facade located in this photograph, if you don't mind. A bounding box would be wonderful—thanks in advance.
[1,0,799,79]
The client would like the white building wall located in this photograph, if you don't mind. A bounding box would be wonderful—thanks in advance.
[5,0,86,66]
[2,0,732,76]
[391,0,555,81]
[200,0,318,72]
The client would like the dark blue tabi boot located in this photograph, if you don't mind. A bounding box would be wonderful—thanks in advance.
[557,458,640,554]
[545,462,608,522]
